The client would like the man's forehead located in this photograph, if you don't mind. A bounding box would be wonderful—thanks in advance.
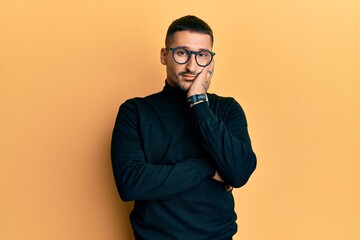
[170,31,212,49]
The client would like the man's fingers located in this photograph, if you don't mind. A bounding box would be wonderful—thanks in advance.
[225,185,233,192]
[212,171,224,182]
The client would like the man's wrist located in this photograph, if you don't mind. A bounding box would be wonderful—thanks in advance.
[189,100,206,108]
[187,94,208,107]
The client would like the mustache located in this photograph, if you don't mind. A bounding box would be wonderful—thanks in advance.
[179,71,199,76]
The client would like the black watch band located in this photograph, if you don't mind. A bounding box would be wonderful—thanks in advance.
[187,94,208,105]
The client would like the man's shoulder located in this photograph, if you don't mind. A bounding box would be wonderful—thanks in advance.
[207,92,244,112]
[207,92,237,104]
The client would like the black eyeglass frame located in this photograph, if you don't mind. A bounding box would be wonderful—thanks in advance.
[166,47,216,67]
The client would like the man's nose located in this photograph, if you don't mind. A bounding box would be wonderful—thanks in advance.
[185,54,198,73]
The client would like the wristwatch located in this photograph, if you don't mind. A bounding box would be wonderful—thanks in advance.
[187,94,208,105]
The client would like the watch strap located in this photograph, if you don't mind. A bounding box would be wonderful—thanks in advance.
[187,94,208,105]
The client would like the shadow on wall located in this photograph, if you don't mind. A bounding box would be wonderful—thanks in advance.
[114,201,135,239]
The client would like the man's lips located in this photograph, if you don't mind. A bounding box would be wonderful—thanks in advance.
[181,74,197,81]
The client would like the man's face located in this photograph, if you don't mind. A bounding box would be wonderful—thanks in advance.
[160,30,213,92]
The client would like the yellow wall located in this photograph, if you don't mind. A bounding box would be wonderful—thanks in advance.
[1,0,359,239]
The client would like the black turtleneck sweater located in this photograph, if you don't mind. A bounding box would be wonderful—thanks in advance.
[111,83,256,240]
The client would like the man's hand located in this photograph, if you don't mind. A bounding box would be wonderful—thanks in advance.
[213,171,233,192]
[212,170,224,182]
[187,61,214,98]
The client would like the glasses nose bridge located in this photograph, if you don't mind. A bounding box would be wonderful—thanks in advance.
[187,50,199,65]
[188,50,198,59]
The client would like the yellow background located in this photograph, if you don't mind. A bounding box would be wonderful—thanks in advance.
[1,0,359,239]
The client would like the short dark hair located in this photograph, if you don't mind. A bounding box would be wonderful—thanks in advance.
[165,15,214,48]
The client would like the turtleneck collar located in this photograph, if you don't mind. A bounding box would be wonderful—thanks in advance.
[162,81,188,103]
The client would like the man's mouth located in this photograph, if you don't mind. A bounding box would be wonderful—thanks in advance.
[183,75,197,81]
[180,72,198,81]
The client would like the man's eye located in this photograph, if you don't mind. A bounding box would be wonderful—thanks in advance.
[198,51,209,58]
[176,50,188,56]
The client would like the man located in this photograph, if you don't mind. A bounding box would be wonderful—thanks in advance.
[111,15,256,240]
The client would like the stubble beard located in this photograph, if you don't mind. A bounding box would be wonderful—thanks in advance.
[167,74,192,93]
[174,80,191,92]
[175,71,199,92]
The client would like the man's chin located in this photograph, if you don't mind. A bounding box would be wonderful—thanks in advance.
[176,82,192,92]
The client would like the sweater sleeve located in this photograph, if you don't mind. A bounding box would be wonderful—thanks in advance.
[191,98,257,188]
[111,100,215,202]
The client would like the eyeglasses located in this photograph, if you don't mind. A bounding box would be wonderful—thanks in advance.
[166,47,215,67]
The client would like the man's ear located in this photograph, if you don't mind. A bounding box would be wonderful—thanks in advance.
[160,48,167,65]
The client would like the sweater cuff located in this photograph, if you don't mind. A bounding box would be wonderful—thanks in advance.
[190,101,212,121]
